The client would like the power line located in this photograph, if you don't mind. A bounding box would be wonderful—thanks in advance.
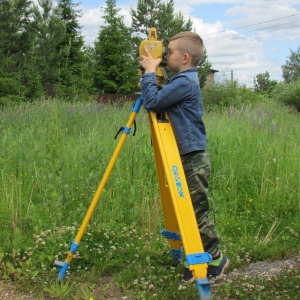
[204,19,300,42]
[201,13,300,37]
[204,23,300,45]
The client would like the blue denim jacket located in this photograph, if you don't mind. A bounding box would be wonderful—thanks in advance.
[140,68,207,155]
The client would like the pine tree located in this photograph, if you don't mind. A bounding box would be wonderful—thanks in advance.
[54,0,89,99]
[0,0,34,102]
[54,0,84,65]
[94,0,138,94]
[131,0,161,37]
[31,0,66,86]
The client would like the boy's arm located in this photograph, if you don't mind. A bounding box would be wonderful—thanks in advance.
[140,46,191,112]
[141,73,190,112]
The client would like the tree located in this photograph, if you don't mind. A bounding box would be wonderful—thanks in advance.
[31,0,66,86]
[253,71,277,94]
[198,49,212,88]
[282,46,300,83]
[94,0,138,94]
[54,0,84,65]
[0,0,34,102]
[54,0,90,99]
[131,0,161,38]
[0,0,33,59]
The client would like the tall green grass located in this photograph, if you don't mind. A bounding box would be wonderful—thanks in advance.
[205,102,299,260]
[0,100,160,234]
[0,99,299,299]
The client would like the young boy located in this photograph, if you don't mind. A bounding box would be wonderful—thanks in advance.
[140,31,229,282]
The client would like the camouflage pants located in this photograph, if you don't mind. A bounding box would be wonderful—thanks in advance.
[181,151,220,256]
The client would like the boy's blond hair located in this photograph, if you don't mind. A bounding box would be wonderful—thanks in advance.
[170,31,204,66]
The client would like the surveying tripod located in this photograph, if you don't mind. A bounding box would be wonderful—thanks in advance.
[55,29,213,300]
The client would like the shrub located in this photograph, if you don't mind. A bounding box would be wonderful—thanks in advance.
[202,79,263,110]
[271,78,300,111]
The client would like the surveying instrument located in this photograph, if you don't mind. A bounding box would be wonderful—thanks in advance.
[55,28,213,299]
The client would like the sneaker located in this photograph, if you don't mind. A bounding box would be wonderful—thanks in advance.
[207,253,230,280]
[182,267,196,284]
[182,253,229,283]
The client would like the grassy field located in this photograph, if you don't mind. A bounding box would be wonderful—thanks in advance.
[0,99,299,299]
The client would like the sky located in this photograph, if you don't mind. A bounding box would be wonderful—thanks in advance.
[77,0,300,86]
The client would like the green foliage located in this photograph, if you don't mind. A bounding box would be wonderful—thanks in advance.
[271,78,300,111]
[282,45,300,83]
[202,79,263,109]
[131,0,162,38]
[31,0,66,85]
[253,71,277,95]
[0,0,36,101]
[54,0,91,100]
[54,0,84,64]
[94,0,138,94]
[0,78,20,98]
[0,0,33,58]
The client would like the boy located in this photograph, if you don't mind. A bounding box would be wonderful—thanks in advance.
[140,31,229,282]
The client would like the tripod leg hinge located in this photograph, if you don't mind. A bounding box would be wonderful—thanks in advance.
[160,229,181,241]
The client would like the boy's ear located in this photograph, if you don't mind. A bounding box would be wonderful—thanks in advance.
[183,52,190,64]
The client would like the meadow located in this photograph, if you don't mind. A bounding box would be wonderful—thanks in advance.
[0,99,299,299]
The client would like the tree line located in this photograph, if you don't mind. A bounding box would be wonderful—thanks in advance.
[0,0,212,104]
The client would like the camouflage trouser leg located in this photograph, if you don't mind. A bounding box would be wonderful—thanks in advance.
[181,151,220,256]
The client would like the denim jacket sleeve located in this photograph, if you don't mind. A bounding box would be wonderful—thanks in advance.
[140,71,193,111]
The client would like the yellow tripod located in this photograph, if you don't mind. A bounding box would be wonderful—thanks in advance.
[55,95,212,299]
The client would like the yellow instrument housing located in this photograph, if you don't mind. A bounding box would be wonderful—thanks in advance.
[139,28,167,85]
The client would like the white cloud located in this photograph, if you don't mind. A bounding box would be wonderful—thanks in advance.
[185,0,300,84]
[79,6,103,45]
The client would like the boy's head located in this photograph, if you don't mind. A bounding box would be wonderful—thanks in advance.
[167,31,204,72]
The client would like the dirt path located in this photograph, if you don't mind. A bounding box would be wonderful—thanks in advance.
[1,255,299,299]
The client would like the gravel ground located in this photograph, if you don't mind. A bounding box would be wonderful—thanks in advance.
[0,255,299,299]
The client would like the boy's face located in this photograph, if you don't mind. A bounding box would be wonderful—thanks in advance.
[167,39,191,73]
[166,40,183,73]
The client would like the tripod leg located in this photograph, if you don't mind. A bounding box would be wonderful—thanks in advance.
[149,111,212,299]
[55,96,144,282]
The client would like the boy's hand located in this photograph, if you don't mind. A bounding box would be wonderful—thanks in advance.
[140,46,162,73]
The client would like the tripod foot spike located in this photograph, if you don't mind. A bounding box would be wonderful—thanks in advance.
[195,278,212,300]
[54,260,70,282]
